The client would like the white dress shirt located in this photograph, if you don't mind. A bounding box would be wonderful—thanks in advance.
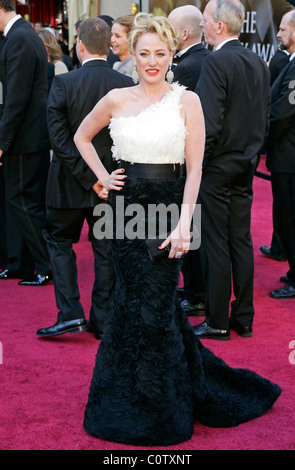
[4,14,22,36]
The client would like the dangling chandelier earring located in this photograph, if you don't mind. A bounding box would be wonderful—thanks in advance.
[132,63,139,84]
[166,63,174,84]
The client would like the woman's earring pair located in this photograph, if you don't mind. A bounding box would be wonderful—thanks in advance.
[132,63,174,84]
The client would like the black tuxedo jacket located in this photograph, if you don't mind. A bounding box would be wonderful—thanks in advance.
[0,17,50,154]
[47,59,133,209]
[266,58,295,174]
[196,40,270,174]
[269,49,290,85]
[172,43,211,91]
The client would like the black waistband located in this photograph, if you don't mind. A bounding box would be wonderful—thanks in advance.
[118,160,183,179]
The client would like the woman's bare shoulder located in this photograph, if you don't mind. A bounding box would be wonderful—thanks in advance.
[106,86,136,105]
[181,89,201,108]
[180,89,204,125]
[104,86,139,117]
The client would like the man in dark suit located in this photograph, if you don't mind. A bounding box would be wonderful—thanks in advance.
[194,0,270,340]
[240,0,292,264]
[0,0,51,286]
[36,17,133,338]
[168,5,210,90]
[259,41,292,264]
[265,10,295,299]
[168,4,210,316]
[0,32,6,270]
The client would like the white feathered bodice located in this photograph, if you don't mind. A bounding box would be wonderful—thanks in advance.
[109,83,187,165]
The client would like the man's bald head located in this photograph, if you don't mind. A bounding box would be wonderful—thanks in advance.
[277,9,295,54]
[168,5,203,50]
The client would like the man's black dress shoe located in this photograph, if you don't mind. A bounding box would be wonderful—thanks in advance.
[230,321,253,338]
[181,299,206,316]
[193,322,230,341]
[36,318,88,337]
[18,273,53,286]
[0,269,27,280]
[260,245,287,262]
[269,284,295,299]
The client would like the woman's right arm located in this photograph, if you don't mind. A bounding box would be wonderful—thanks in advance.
[74,90,126,191]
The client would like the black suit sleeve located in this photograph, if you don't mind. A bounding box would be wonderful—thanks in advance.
[173,65,194,90]
[0,33,35,152]
[195,55,227,160]
[268,66,295,144]
[47,75,97,191]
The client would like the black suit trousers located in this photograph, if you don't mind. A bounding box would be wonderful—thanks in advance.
[0,167,7,268]
[43,206,115,332]
[3,151,50,276]
[271,171,295,283]
[181,249,205,303]
[199,169,255,330]
[270,200,286,256]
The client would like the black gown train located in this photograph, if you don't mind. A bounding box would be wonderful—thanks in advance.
[83,176,281,447]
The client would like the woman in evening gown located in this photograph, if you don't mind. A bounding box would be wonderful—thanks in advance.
[74,13,281,447]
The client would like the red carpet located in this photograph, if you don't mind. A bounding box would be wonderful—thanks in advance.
[0,157,294,451]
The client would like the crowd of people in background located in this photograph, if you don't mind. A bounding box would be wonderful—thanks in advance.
[30,14,137,78]
[0,0,295,341]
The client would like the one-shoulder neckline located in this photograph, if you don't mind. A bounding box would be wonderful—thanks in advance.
[110,82,183,123]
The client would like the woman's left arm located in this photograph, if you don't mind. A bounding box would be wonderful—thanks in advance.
[163,90,205,258]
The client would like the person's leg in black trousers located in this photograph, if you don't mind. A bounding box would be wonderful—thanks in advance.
[270,226,286,258]
[1,153,40,278]
[197,170,232,331]
[269,172,295,298]
[3,152,50,277]
[86,209,116,335]
[196,170,255,335]
[259,194,287,261]
[0,166,7,269]
[43,207,87,323]
[229,172,255,331]
[180,249,206,314]
[42,206,115,336]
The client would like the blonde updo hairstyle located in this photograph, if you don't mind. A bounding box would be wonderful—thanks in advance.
[128,13,179,56]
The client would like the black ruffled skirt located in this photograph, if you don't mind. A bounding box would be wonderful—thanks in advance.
[83,177,281,446]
